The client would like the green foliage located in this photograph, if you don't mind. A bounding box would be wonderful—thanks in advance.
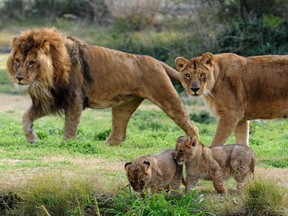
[263,159,288,168]
[218,15,288,56]
[94,129,111,141]
[243,177,288,215]
[189,111,216,124]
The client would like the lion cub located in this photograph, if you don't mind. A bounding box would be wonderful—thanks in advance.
[125,149,184,195]
[174,136,255,194]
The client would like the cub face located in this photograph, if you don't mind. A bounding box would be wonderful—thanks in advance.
[124,160,152,193]
[175,52,215,97]
[174,136,198,165]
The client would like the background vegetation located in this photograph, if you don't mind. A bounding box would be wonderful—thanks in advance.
[1,0,288,215]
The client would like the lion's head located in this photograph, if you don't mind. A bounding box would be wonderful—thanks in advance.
[7,28,71,89]
[175,52,215,97]
[174,135,199,165]
[6,28,75,114]
[124,157,153,193]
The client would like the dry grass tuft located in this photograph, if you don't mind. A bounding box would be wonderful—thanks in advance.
[242,176,288,215]
[16,171,97,215]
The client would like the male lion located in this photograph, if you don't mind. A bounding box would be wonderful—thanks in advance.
[176,52,288,146]
[6,28,198,145]
[174,136,255,194]
[125,149,184,195]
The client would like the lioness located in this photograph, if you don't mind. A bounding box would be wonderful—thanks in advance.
[175,52,288,146]
[125,149,184,195]
[174,136,255,194]
[6,27,198,145]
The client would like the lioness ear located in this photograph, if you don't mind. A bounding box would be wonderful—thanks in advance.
[201,52,213,66]
[124,162,132,171]
[175,57,188,71]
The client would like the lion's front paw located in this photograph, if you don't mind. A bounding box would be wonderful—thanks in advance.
[25,132,37,143]
[104,137,123,146]
[217,188,227,195]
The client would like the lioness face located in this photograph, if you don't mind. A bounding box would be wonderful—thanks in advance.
[125,160,152,193]
[175,52,215,97]
[7,37,54,90]
[174,136,198,165]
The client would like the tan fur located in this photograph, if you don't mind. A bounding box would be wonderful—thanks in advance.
[174,136,255,194]
[7,27,199,145]
[125,149,184,194]
[175,52,288,146]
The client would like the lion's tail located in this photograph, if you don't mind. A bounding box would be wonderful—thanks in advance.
[160,61,180,82]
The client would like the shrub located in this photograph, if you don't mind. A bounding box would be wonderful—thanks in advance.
[217,15,288,56]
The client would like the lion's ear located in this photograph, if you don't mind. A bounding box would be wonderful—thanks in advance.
[201,52,214,66]
[177,135,186,143]
[187,136,198,147]
[11,36,20,47]
[41,40,50,54]
[143,160,150,171]
[175,57,188,71]
[124,162,132,171]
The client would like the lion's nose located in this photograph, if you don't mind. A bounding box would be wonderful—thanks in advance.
[190,86,200,94]
[16,76,23,82]
[190,82,200,93]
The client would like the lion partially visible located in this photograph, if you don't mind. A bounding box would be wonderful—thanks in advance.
[176,52,288,146]
[125,149,184,195]
[7,28,198,145]
[174,136,255,194]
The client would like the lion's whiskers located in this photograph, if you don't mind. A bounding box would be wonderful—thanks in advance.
[204,90,215,100]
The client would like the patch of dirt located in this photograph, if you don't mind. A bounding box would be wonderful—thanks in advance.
[255,167,288,188]
[41,156,123,172]
[0,93,31,113]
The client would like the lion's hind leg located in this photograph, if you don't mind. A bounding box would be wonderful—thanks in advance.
[231,160,253,193]
[234,120,250,145]
[105,97,144,145]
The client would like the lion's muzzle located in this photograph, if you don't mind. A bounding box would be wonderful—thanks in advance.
[190,81,200,94]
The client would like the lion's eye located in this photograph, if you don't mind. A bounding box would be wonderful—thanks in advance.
[14,59,20,66]
[200,73,205,78]
[184,74,190,78]
[28,61,35,68]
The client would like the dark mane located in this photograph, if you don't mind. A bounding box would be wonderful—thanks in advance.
[26,30,94,116]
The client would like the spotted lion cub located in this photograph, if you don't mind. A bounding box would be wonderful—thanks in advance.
[174,136,255,194]
[125,149,184,195]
